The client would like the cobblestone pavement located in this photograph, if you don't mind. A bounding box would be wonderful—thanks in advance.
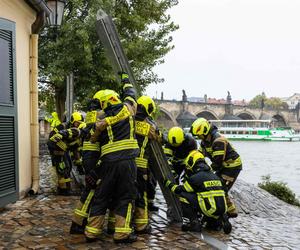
[0,194,211,250]
[0,153,299,249]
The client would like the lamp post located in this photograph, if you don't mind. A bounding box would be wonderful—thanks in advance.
[46,0,66,27]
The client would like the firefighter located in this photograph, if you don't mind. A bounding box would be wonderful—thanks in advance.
[134,95,162,234]
[70,91,131,235]
[70,97,103,234]
[163,150,231,234]
[84,73,139,244]
[164,126,198,182]
[45,111,61,129]
[190,118,242,218]
[47,111,85,195]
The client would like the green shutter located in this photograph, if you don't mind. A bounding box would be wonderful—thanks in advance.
[0,18,18,207]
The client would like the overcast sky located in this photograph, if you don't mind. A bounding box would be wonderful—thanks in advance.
[145,0,300,101]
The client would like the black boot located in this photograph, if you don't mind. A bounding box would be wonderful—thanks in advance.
[57,187,71,196]
[106,228,115,235]
[135,224,152,234]
[148,202,159,212]
[114,233,137,244]
[181,220,202,232]
[86,237,99,243]
[205,218,222,231]
[222,214,232,234]
[227,211,238,218]
[70,221,85,234]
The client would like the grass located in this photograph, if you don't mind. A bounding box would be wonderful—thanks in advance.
[258,175,300,207]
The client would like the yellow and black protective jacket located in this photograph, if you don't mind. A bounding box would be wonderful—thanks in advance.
[201,125,242,171]
[92,84,140,162]
[135,112,161,169]
[163,134,198,177]
[167,161,227,219]
[164,133,198,161]
[81,109,106,154]
[48,123,82,153]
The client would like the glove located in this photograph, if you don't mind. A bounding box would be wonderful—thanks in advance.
[85,170,99,189]
[50,133,63,143]
[78,122,86,130]
[119,71,130,84]
[163,178,173,189]
[211,163,219,171]
[74,159,82,166]
[57,161,65,175]
[74,159,84,175]
[171,169,179,182]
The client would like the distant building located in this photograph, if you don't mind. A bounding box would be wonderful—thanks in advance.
[233,99,248,106]
[281,93,300,109]
[187,97,205,103]
[207,98,227,104]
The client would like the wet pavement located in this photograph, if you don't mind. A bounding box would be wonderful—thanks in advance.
[0,152,299,249]
[0,194,211,250]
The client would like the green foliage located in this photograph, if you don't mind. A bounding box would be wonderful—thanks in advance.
[258,175,300,207]
[265,97,288,109]
[249,92,266,108]
[38,82,56,114]
[249,92,288,109]
[39,0,179,114]
[152,102,161,120]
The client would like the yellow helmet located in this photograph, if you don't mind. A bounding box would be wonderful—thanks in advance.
[93,89,121,110]
[93,90,105,104]
[70,111,84,124]
[184,150,205,171]
[167,126,184,147]
[191,118,211,137]
[137,95,156,117]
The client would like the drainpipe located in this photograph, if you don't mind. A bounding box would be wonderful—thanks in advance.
[28,1,51,194]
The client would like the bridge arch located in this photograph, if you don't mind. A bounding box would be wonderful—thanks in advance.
[196,110,219,120]
[272,114,287,127]
[157,107,177,129]
[235,111,256,120]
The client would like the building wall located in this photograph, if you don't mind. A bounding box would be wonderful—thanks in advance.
[286,94,300,109]
[0,0,36,196]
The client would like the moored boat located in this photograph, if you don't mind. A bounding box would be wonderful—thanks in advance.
[209,120,300,141]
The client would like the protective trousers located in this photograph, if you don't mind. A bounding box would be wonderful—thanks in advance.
[178,193,199,222]
[49,151,72,192]
[179,192,227,221]
[72,151,100,226]
[147,167,157,206]
[134,166,149,232]
[85,159,137,240]
[216,168,241,217]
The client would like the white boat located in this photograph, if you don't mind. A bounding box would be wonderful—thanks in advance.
[209,120,300,141]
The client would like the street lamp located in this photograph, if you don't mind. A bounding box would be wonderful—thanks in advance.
[46,0,66,27]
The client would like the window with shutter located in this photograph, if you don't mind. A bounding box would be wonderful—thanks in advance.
[0,18,18,207]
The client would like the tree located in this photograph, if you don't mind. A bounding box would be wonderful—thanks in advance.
[249,93,288,110]
[265,97,288,110]
[249,92,266,109]
[38,0,179,119]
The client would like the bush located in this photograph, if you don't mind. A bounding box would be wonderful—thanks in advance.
[258,175,300,207]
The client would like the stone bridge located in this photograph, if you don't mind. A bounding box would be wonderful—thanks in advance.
[156,99,300,130]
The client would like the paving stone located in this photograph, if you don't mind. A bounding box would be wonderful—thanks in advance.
[19,241,39,248]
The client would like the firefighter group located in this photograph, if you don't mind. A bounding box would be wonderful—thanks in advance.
[47,73,242,244]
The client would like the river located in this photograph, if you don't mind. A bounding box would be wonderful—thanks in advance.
[230,141,300,198]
